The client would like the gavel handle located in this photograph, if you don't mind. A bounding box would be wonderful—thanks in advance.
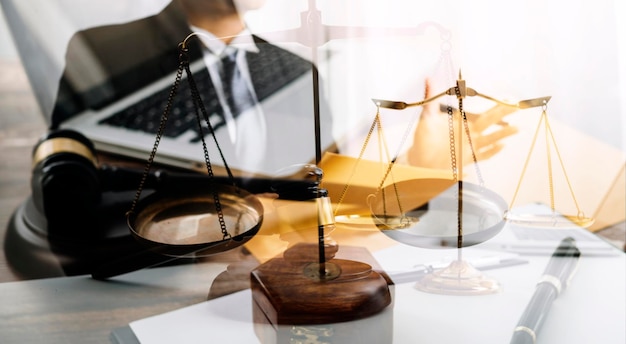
[99,165,319,201]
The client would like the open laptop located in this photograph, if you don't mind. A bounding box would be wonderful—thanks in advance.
[57,56,330,177]
[2,0,334,177]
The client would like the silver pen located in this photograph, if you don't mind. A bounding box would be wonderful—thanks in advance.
[387,255,527,284]
[510,237,581,344]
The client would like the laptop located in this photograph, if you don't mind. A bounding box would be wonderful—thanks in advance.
[2,0,334,177]
[57,56,330,177]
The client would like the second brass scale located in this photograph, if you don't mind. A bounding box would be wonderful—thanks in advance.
[331,68,594,294]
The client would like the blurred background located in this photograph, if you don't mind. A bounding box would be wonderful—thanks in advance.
[2,0,625,150]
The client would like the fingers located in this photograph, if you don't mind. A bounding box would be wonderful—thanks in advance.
[472,103,518,132]
[413,78,520,169]
[472,124,518,148]
[460,125,517,165]
[437,104,511,133]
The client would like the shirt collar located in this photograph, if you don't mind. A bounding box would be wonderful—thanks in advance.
[189,25,258,56]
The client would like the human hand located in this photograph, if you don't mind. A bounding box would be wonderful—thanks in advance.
[406,78,519,170]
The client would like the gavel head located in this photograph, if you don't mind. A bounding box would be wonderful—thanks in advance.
[30,129,101,226]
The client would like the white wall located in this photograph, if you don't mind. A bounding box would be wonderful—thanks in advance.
[247,0,626,153]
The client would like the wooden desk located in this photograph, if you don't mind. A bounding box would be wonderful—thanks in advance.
[0,261,235,343]
[0,59,47,282]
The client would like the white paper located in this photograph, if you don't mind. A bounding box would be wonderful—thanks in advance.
[130,290,257,344]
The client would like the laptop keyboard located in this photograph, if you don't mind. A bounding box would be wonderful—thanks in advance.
[98,47,311,142]
[99,68,221,139]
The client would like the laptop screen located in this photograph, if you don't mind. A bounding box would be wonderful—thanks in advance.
[1,0,170,124]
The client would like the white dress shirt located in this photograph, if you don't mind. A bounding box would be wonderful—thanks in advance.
[190,25,267,174]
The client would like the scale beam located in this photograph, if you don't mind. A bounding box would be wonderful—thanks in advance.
[372,73,551,111]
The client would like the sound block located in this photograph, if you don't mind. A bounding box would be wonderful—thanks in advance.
[5,193,185,279]
[250,243,392,327]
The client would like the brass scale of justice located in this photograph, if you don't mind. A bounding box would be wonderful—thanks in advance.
[330,68,595,294]
[340,70,595,229]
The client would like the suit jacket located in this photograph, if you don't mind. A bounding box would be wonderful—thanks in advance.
[50,1,335,172]
[50,1,331,134]
[51,1,192,127]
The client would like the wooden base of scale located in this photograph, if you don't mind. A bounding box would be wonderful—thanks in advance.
[250,243,392,327]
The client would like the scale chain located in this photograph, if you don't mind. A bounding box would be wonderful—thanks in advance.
[183,59,230,240]
[128,59,184,215]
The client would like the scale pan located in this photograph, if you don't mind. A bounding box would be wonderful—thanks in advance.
[127,183,263,257]
[368,179,507,249]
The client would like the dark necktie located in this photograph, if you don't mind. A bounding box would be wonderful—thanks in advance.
[220,49,255,118]
[218,48,266,171]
